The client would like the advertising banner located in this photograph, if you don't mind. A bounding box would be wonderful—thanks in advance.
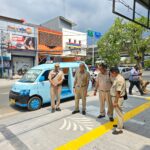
[63,42,86,56]
[8,34,36,50]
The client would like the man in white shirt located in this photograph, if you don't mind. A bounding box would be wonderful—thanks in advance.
[129,65,143,95]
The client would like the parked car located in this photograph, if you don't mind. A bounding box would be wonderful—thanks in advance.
[9,62,92,111]
[118,67,131,80]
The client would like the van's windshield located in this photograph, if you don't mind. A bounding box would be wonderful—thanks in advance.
[19,69,42,83]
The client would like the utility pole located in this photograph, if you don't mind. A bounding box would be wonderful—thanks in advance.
[0,30,4,78]
[92,36,95,66]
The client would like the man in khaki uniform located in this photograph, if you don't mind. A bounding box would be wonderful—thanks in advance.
[94,63,114,121]
[72,63,90,115]
[48,63,64,113]
[110,67,126,135]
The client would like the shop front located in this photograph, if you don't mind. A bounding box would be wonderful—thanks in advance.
[38,27,63,64]
[0,18,37,77]
[62,28,87,62]
[0,55,11,78]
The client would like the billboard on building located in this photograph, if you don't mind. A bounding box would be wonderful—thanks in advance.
[8,34,36,50]
[0,20,37,50]
[0,33,36,50]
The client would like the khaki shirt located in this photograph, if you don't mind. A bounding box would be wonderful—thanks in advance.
[110,74,125,97]
[96,71,112,91]
[74,70,90,88]
[48,70,64,86]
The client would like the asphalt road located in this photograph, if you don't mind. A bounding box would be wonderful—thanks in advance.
[0,71,149,119]
[0,92,149,150]
[0,71,150,150]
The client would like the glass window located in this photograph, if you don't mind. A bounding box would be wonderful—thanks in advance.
[72,68,78,77]
[79,40,81,45]
[19,69,42,83]
[41,70,51,81]
[62,68,69,86]
[122,69,126,72]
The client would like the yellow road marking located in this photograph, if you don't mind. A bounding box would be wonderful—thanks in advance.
[145,97,150,101]
[55,101,150,150]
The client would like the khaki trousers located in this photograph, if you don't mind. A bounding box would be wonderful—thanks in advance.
[99,91,113,117]
[75,87,87,111]
[112,97,124,130]
[50,85,62,109]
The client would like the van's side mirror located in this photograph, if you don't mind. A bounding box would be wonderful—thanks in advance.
[39,76,45,82]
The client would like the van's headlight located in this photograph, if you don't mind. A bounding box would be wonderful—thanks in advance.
[20,90,30,96]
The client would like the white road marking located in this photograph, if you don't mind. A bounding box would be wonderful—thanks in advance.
[66,120,71,130]
[73,122,77,131]
[70,117,91,121]
[129,119,145,125]
[59,119,67,130]
[59,116,94,132]
[86,127,93,130]
[79,125,84,131]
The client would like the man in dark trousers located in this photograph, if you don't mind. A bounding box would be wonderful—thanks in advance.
[129,65,144,95]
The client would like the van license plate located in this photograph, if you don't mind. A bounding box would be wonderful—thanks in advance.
[10,99,15,104]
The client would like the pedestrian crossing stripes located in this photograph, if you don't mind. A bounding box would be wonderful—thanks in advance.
[59,117,94,131]
[55,100,150,150]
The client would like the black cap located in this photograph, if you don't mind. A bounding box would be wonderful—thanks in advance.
[110,67,119,73]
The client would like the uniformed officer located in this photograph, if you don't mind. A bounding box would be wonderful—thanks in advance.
[48,63,64,113]
[94,63,114,121]
[110,67,126,135]
[72,63,90,115]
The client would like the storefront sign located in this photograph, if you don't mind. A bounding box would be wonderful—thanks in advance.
[7,25,32,34]
[66,42,81,49]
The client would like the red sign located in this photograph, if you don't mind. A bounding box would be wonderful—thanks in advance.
[8,35,35,50]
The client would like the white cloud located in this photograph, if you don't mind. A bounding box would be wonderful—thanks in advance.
[0,0,116,33]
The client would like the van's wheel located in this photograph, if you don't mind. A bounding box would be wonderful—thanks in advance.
[28,96,42,111]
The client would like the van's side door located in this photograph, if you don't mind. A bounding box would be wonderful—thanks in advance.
[38,70,50,104]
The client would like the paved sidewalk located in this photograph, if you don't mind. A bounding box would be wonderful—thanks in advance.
[0,94,149,150]
[0,79,19,88]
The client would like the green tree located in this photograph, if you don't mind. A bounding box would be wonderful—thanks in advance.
[97,18,124,67]
[97,17,149,68]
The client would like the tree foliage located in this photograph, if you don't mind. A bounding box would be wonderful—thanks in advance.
[97,17,150,67]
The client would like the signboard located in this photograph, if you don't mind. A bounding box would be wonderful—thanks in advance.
[63,42,86,56]
[0,20,35,37]
[8,34,35,50]
[7,25,32,34]
[66,42,81,49]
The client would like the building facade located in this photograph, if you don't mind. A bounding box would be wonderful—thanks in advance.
[0,16,37,78]
[62,28,87,57]
[38,26,63,64]
[41,16,87,60]
[41,16,76,32]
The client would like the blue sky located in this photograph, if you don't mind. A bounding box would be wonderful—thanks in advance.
[0,0,149,37]
[0,0,116,34]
